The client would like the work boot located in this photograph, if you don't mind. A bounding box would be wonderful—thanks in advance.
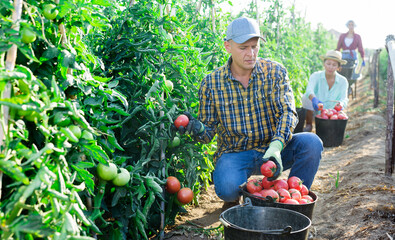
[303,110,314,132]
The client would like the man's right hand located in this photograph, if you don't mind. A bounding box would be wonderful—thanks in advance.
[311,97,323,111]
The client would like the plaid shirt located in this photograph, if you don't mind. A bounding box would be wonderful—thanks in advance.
[195,57,297,160]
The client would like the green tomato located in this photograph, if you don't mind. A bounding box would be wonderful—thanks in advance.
[97,162,117,181]
[43,4,58,20]
[168,136,180,148]
[164,80,173,92]
[81,130,94,140]
[68,125,81,139]
[112,168,130,186]
[21,28,36,44]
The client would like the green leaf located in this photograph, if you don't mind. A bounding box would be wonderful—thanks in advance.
[92,0,112,6]
[0,159,29,185]
[71,164,95,195]
[81,142,109,164]
[39,45,59,62]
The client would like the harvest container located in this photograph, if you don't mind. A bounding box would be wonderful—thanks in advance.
[220,199,311,240]
[315,116,348,147]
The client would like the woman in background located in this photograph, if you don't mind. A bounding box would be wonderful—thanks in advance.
[302,50,349,132]
[336,20,365,67]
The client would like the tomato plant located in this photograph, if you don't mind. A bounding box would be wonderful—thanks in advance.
[177,188,194,205]
[166,176,181,194]
[260,160,277,177]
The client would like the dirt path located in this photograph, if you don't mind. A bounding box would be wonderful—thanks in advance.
[164,75,395,240]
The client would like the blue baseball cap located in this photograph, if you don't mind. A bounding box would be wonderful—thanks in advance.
[224,17,265,43]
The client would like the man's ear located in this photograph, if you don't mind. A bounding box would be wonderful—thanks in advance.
[224,40,231,53]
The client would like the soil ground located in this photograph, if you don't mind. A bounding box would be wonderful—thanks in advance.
[164,73,395,240]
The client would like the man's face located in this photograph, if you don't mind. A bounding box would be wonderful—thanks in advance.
[224,37,260,72]
[324,59,340,74]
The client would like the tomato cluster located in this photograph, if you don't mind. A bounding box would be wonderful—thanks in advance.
[246,176,314,205]
[166,176,194,205]
[316,107,348,120]
[97,163,130,186]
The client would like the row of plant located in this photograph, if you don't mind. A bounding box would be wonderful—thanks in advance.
[0,0,335,239]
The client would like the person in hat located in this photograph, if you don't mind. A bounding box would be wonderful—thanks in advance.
[336,20,365,67]
[302,50,349,132]
[174,16,323,208]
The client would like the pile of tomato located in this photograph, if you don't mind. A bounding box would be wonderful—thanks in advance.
[315,104,348,120]
[246,160,314,205]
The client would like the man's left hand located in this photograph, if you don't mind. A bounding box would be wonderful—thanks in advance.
[262,141,283,181]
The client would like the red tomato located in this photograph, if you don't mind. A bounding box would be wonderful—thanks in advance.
[318,103,323,111]
[283,199,299,205]
[260,189,279,202]
[334,104,342,112]
[289,188,302,200]
[300,184,309,196]
[177,187,194,204]
[330,114,338,120]
[288,176,303,191]
[174,114,189,129]
[252,192,262,197]
[302,195,314,202]
[298,198,309,204]
[261,177,275,189]
[246,179,262,193]
[260,160,277,178]
[277,188,291,203]
[166,176,181,194]
[273,179,289,191]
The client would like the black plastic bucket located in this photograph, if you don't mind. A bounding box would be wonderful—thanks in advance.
[220,200,311,240]
[240,184,317,221]
[339,59,356,80]
[315,117,348,147]
[294,108,306,133]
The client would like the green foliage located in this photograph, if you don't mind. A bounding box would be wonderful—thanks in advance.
[1,0,342,239]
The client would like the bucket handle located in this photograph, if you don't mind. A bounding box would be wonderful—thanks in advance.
[219,214,292,235]
[219,198,293,235]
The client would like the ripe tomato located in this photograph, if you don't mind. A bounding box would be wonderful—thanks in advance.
[259,189,279,202]
[302,195,314,202]
[298,198,309,204]
[177,187,194,205]
[97,162,117,181]
[287,176,303,191]
[261,177,275,189]
[273,179,289,191]
[334,104,342,112]
[300,184,309,196]
[112,168,131,186]
[174,114,189,129]
[260,160,277,178]
[21,28,36,44]
[277,188,291,203]
[330,114,338,120]
[289,188,302,200]
[318,103,323,111]
[283,199,299,205]
[166,176,181,194]
[246,179,262,193]
[43,4,58,20]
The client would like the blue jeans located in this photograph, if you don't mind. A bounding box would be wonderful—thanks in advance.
[213,132,323,202]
